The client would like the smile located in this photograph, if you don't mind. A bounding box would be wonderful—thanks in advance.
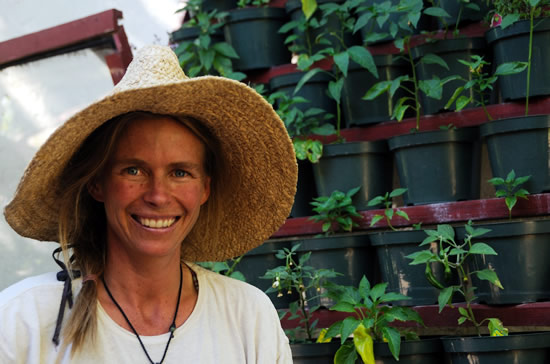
[133,215,178,229]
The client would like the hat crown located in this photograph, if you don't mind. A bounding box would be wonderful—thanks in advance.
[112,45,187,93]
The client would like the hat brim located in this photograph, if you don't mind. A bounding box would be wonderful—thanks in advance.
[4,76,297,261]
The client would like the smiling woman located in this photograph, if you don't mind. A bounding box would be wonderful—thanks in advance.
[0,45,297,363]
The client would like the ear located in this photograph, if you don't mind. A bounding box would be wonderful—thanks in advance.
[200,176,211,205]
[87,181,104,202]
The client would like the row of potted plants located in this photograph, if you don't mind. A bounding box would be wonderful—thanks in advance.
[172,0,550,362]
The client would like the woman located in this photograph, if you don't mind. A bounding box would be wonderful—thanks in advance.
[0,45,297,363]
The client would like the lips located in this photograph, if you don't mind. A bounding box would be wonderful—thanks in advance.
[132,215,179,229]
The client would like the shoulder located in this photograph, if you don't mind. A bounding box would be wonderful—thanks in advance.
[0,272,64,309]
[190,263,274,309]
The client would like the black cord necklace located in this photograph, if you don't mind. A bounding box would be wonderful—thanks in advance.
[102,264,183,364]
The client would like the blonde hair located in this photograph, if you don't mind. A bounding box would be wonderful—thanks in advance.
[56,111,226,353]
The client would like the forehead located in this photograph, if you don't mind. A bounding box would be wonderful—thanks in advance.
[113,115,206,160]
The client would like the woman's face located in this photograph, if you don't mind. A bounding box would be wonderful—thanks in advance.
[89,115,211,259]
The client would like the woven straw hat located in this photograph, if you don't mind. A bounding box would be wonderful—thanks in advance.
[3,45,297,262]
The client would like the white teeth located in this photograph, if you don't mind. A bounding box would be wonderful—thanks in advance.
[139,217,176,228]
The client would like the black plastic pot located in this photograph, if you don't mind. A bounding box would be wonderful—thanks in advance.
[411,37,486,115]
[374,338,447,364]
[312,141,393,211]
[456,219,550,305]
[388,127,480,205]
[238,239,298,308]
[369,229,450,306]
[486,18,550,101]
[291,342,344,363]
[285,0,361,55]
[224,7,291,70]
[171,26,224,44]
[293,232,376,308]
[342,55,410,127]
[480,114,550,194]
[437,0,492,27]
[291,160,318,218]
[269,70,337,118]
[442,331,550,364]
[201,0,237,12]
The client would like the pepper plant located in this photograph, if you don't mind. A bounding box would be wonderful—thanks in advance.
[266,91,335,163]
[406,221,508,336]
[261,244,341,342]
[197,255,246,281]
[492,0,550,115]
[174,4,245,80]
[367,188,409,231]
[487,170,531,219]
[445,55,527,120]
[309,186,363,234]
[323,276,424,363]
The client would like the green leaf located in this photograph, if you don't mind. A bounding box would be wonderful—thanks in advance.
[334,342,358,364]
[438,286,454,313]
[328,78,344,103]
[406,250,436,265]
[340,317,361,343]
[363,81,392,100]
[333,51,350,78]
[505,196,518,211]
[501,14,520,29]
[469,243,498,255]
[389,188,408,198]
[437,224,455,241]
[392,100,410,121]
[423,6,451,18]
[212,42,239,58]
[370,282,388,301]
[370,214,384,227]
[347,46,378,78]
[419,79,443,100]
[456,95,471,111]
[476,269,504,289]
[421,53,449,70]
[302,0,317,20]
[458,316,467,324]
[382,326,402,361]
[495,61,528,76]
[294,68,324,95]
[395,210,410,221]
[330,302,358,313]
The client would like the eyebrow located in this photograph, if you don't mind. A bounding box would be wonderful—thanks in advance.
[112,158,203,171]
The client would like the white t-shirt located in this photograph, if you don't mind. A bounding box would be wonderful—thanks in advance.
[0,264,292,363]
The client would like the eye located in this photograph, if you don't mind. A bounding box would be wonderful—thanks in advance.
[174,169,188,178]
[125,167,140,176]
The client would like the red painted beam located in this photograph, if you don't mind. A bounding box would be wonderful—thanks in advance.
[281,302,550,330]
[0,9,123,66]
[0,9,132,85]
[273,193,550,237]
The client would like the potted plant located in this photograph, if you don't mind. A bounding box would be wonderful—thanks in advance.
[481,0,550,195]
[323,275,446,364]
[261,243,342,362]
[173,1,245,80]
[224,0,291,70]
[407,221,550,362]
[266,90,334,217]
[290,187,377,309]
[487,169,531,219]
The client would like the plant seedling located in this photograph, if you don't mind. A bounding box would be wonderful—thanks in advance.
[323,276,424,363]
[309,186,363,234]
[367,188,410,231]
[197,255,246,281]
[262,244,341,342]
[445,55,527,121]
[488,170,531,219]
[406,221,508,336]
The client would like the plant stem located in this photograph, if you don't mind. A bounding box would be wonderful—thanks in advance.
[478,89,493,121]
[225,254,244,276]
[406,38,421,130]
[297,281,313,341]
[526,6,535,116]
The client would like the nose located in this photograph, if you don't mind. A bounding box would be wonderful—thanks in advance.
[142,175,171,207]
